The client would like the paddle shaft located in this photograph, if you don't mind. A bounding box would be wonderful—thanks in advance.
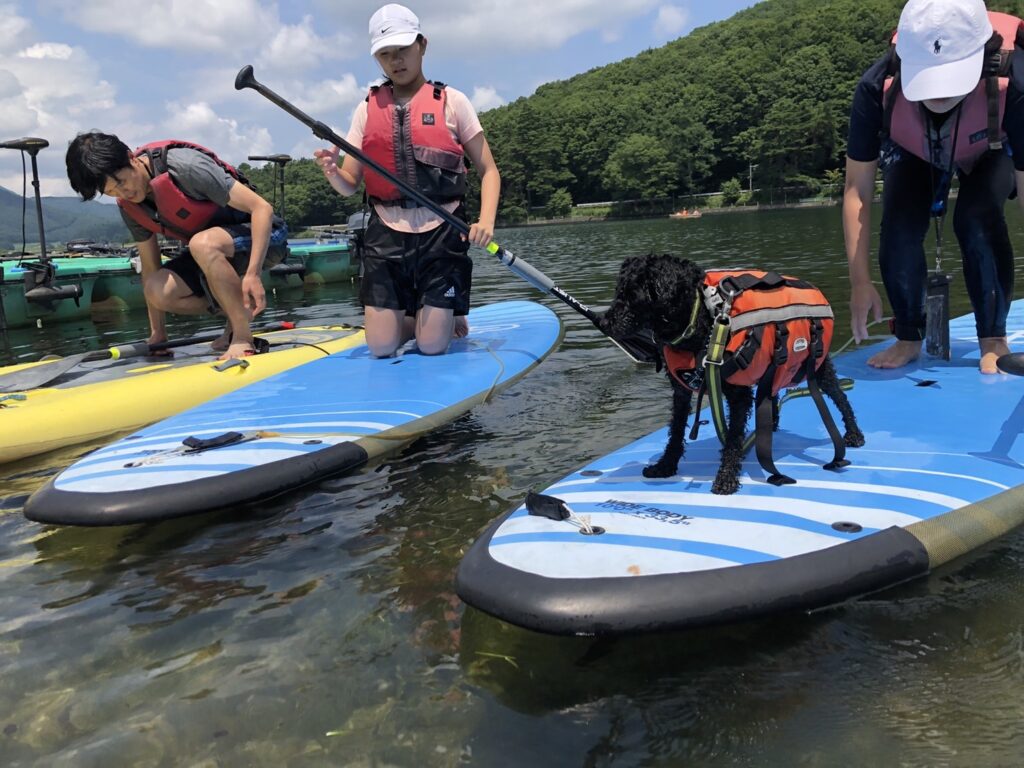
[234,66,605,327]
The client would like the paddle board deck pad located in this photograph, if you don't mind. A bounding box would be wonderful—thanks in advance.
[25,301,562,525]
[456,301,1024,636]
[1,325,365,465]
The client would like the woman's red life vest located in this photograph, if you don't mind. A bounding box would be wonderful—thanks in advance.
[662,270,835,396]
[362,81,467,205]
[117,140,245,242]
[883,11,1023,173]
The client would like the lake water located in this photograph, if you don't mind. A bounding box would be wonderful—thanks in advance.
[2,206,1024,767]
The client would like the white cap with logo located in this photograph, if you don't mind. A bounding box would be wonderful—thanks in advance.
[896,0,993,101]
[369,4,421,56]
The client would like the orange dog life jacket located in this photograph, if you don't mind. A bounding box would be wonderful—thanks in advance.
[662,270,835,395]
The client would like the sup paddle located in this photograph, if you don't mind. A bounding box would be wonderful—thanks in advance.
[233,65,658,365]
[997,353,1024,376]
[0,321,296,392]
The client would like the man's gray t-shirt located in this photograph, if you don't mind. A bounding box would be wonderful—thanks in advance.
[120,148,238,243]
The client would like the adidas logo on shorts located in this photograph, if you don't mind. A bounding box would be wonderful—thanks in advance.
[443,286,456,298]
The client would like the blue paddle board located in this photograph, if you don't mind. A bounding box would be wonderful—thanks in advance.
[457,301,1024,635]
[25,301,562,525]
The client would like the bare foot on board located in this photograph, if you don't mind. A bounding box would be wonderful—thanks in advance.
[453,316,469,339]
[210,325,233,353]
[867,339,922,369]
[218,340,257,361]
[980,337,1010,375]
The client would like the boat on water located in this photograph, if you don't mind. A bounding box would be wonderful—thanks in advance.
[0,247,145,330]
[669,208,703,219]
[246,153,362,286]
[287,235,357,285]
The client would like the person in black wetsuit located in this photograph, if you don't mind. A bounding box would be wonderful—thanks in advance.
[843,0,1024,373]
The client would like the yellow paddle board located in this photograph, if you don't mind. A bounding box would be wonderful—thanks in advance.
[0,325,364,464]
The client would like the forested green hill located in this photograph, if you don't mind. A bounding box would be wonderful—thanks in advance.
[477,0,1024,221]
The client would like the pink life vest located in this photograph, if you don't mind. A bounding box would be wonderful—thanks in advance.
[883,11,1023,174]
[362,81,467,205]
[118,140,246,242]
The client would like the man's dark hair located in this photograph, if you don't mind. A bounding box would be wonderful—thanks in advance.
[65,131,132,201]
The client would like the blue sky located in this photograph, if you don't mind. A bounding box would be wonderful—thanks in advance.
[0,0,761,197]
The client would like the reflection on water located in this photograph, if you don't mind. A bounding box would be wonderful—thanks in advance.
[2,208,1024,766]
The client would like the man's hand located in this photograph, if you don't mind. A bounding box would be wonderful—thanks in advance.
[241,274,266,316]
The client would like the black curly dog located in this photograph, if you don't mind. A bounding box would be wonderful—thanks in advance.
[601,253,864,495]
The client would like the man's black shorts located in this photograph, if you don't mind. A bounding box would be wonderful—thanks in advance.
[163,220,289,300]
[358,208,472,316]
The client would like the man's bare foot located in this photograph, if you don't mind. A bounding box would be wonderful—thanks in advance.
[218,339,256,361]
[210,325,232,353]
[980,337,1010,375]
[867,339,922,369]
[453,316,469,339]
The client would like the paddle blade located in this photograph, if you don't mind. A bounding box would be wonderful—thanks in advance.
[0,351,100,392]
[997,353,1024,376]
[609,330,660,365]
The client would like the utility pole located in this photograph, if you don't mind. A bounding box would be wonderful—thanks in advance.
[748,163,759,194]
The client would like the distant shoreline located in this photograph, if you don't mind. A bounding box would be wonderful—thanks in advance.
[500,198,842,229]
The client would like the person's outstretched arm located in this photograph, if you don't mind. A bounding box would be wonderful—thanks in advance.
[843,157,884,343]
[463,132,500,247]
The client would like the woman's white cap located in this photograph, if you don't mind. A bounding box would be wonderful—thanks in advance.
[369,4,421,55]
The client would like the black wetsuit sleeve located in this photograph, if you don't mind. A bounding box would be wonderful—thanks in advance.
[1004,46,1024,171]
[846,56,891,163]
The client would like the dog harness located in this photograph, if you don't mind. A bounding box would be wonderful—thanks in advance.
[118,140,250,242]
[663,270,848,487]
[882,11,1022,174]
[362,81,467,207]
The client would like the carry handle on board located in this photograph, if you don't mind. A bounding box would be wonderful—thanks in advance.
[233,65,658,366]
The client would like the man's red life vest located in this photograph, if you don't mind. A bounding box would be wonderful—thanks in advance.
[117,140,246,242]
[362,81,467,205]
[883,11,1023,173]
[662,270,835,396]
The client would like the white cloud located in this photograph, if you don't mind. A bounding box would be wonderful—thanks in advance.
[257,15,353,74]
[413,0,660,51]
[654,5,690,38]
[313,0,661,53]
[289,74,364,121]
[470,86,505,113]
[0,5,31,52]
[0,172,72,197]
[0,7,125,194]
[18,42,73,60]
[162,100,274,165]
[45,0,280,53]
